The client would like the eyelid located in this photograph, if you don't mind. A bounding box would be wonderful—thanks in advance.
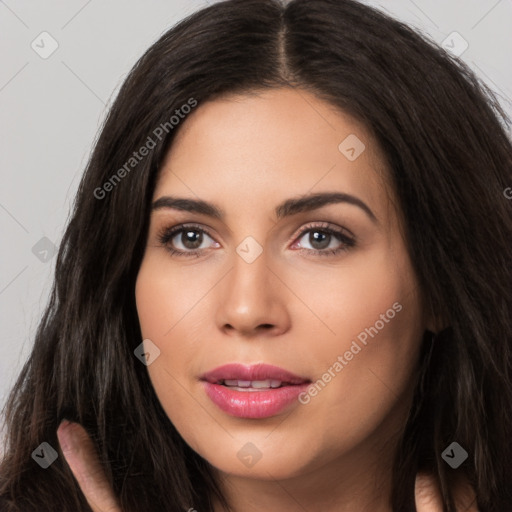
[289,221,355,244]
[156,222,216,248]
[156,221,355,257]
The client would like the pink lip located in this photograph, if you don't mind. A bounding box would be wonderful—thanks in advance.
[200,363,310,419]
[201,363,309,384]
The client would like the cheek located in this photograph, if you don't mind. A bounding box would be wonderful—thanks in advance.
[283,243,422,355]
[292,244,425,416]
[135,252,206,338]
[300,259,424,446]
[135,255,213,439]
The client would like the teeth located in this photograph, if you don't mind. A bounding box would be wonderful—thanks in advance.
[222,379,283,389]
[252,379,274,389]
[224,379,251,387]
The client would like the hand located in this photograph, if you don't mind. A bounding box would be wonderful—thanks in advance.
[57,420,478,512]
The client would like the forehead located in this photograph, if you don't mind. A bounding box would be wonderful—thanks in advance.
[154,87,394,223]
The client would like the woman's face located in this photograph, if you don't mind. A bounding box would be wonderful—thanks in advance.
[135,87,432,484]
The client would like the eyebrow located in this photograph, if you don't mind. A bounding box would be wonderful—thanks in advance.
[152,192,377,223]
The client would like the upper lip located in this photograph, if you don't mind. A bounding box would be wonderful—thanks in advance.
[201,363,310,385]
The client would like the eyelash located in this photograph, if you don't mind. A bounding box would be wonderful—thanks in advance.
[156,222,356,258]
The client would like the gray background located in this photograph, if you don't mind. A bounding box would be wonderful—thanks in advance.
[1,0,511,426]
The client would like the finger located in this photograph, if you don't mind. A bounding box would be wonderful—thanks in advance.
[415,473,480,512]
[415,473,443,512]
[453,477,479,512]
[57,420,121,512]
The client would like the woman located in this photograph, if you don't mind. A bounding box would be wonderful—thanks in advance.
[1,0,511,510]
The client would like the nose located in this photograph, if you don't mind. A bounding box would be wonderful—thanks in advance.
[215,246,291,338]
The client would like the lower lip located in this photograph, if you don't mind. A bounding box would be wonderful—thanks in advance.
[202,382,310,419]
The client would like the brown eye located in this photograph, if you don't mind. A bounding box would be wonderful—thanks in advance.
[177,229,204,250]
[292,223,355,257]
[158,224,219,257]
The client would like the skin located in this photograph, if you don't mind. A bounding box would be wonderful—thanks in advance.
[57,88,478,511]
[56,420,476,512]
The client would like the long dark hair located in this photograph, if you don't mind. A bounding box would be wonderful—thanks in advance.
[1,0,511,510]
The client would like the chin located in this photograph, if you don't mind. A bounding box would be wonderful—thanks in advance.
[194,438,317,480]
